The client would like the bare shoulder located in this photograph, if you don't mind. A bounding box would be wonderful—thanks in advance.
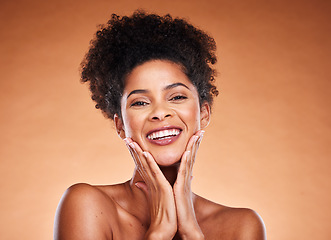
[54,183,117,240]
[221,207,266,240]
[195,195,266,240]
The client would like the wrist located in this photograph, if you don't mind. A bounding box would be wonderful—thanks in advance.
[181,233,205,240]
[145,230,175,240]
[180,227,205,240]
[145,225,177,240]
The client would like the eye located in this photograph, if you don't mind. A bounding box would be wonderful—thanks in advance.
[130,101,149,107]
[170,95,188,101]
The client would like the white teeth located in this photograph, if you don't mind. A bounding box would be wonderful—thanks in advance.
[147,129,180,140]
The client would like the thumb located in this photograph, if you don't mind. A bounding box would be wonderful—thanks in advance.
[135,181,149,198]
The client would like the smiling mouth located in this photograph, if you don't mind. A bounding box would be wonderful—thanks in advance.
[147,128,181,140]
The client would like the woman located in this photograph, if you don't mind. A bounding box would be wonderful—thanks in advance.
[54,11,266,240]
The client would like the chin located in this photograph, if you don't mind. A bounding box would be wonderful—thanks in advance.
[153,151,182,167]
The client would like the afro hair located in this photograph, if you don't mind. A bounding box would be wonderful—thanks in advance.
[81,10,218,120]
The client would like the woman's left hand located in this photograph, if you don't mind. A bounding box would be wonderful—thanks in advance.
[173,130,205,240]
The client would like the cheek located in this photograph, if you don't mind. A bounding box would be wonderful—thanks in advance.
[181,103,201,131]
[123,118,137,137]
[122,112,145,139]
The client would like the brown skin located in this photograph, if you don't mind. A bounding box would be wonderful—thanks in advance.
[54,183,265,240]
[54,60,266,240]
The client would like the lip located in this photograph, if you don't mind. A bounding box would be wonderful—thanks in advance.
[146,126,182,146]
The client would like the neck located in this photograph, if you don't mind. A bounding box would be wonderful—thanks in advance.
[160,163,180,186]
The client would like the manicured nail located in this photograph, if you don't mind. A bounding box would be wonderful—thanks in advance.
[129,142,135,149]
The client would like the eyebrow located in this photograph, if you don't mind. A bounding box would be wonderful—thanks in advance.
[164,82,189,91]
[127,89,148,99]
[127,82,190,99]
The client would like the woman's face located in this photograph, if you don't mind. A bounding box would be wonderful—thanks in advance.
[115,60,210,166]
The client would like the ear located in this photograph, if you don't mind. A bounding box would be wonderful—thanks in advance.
[200,102,211,129]
[114,114,126,139]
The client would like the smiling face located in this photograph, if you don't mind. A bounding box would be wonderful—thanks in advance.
[115,60,210,166]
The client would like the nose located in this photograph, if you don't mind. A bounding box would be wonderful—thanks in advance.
[149,104,172,121]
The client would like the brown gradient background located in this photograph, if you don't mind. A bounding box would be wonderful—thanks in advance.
[1,0,330,239]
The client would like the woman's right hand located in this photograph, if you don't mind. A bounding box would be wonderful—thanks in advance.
[125,138,177,240]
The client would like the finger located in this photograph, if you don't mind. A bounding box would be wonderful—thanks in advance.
[185,134,198,153]
[130,143,157,178]
[176,150,191,187]
[124,139,152,183]
[177,133,200,185]
[128,142,169,191]
[124,137,133,144]
[189,131,204,173]
[125,140,148,172]
[127,146,148,183]
[189,137,198,171]
[142,151,169,186]
[185,130,204,150]
[185,135,198,176]
[129,142,143,166]
[124,139,171,194]
[179,150,190,176]
[125,140,139,167]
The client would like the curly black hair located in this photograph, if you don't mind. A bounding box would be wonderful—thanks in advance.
[81,10,218,120]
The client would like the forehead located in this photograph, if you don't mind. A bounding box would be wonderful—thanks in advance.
[123,60,194,92]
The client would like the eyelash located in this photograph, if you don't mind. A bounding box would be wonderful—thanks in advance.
[130,95,187,107]
[170,95,187,101]
[130,101,149,107]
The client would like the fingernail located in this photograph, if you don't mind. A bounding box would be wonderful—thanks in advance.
[143,152,148,158]
[200,130,205,137]
[199,131,204,141]
[124,138,130,144]
[129,142,135,149]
